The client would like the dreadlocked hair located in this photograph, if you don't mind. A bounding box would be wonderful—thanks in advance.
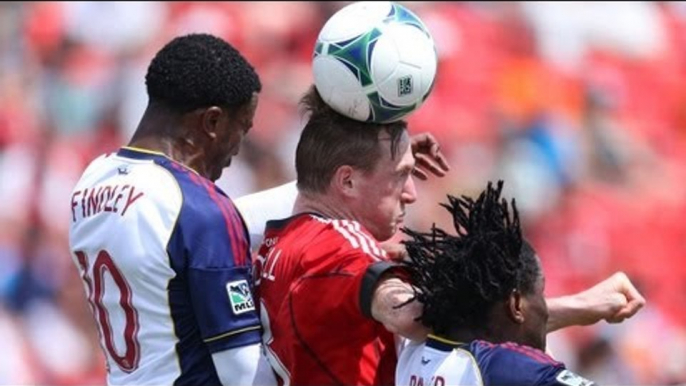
[400,180,540,336]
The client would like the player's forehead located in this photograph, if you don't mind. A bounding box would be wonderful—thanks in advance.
[235,92,260,120]
[397,137,414,169]
[377,129,413,169]
[246,92,259,113]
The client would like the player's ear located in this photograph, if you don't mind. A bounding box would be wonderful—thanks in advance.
[201,106,223,139]
[332,165,358,198]
[506,289,525,324]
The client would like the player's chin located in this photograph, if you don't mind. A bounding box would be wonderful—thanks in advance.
[210,165,227,182]
[373,225,395,242]
[385,221,403,240]
[215,158,232,177]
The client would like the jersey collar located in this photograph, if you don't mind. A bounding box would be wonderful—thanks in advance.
[426,334,465,352]
[266,212,325,230]
[118,146,168,160]
[117,146,201,176]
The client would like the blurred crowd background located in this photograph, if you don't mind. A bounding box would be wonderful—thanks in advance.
[0,1,685,384]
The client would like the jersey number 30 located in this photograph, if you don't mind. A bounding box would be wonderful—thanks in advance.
[75,250,141,373]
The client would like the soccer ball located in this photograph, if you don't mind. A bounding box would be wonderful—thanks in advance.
[312,1,437,123]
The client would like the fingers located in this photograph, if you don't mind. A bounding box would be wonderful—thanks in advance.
[427,142,451,173]
[613,271,646,320]
[615,271,646,305]
[603,293,628,323]
[601,272,646,324]
[412,167,429,181]
[425,150,451,175]
[614,298,645,321]
[410,132,451,180]
[414,152,448,178]
[410,133,433,150]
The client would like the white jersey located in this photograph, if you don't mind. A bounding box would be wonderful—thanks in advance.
[397,335,594,386]
[69,147,261,385]
[396,337,482,386]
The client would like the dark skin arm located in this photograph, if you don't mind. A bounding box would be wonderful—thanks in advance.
[383,136,646,334]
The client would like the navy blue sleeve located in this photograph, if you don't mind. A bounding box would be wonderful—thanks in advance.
[470,341,595,386]
[169,174,261,353]
[187,265,260,352]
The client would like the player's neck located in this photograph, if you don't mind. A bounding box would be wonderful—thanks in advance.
[447,321,522,347]
[129,107,207,176]
[127,134,198,170]
[127,135,174,157]
[293,191,356,221]
[129,106,181,156]
[444,329,485,345]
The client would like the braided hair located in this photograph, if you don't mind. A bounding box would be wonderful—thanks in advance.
[401,181,540,336]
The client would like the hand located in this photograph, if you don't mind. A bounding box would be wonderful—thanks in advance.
[410,133,450,180]
[575,272,646,325]
[379,241,408,262]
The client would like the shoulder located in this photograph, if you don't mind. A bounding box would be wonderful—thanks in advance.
[154,161,209,210]
[313,218,387,262]
[156,160,243,228]
[468,340,577,386]
[123,158,184,214]
[157,164,250,268]
[77,151,183,209]
[74,152,123,189]
[80,152,116,176]
[268,215,387,261]
[397,338,423,359]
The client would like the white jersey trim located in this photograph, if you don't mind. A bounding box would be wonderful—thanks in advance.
[310,216,384,261]
[331,220,360,249]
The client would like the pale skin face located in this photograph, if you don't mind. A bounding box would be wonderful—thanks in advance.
[351,131,417,241]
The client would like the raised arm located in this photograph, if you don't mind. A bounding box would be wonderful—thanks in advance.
[234,181,298,248]
[546,272,645,333]
[381,240,645,336]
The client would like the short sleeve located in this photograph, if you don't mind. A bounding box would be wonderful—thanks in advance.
[167,178,261,353]
[284,251,386,365]
[359,261,401,318]
[188,265,261,352]
[293,249,373,317]
[287,247,389,326]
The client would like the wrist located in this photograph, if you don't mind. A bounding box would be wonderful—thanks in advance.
[545,294,589,333]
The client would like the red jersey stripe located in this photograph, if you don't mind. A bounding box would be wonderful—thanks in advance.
[201,179,242,267]
[500,342,559,365]
[222,198,248,266]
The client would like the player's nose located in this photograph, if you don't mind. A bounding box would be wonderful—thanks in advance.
[401,175,417,204]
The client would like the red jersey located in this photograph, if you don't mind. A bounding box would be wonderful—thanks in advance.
[254,213,399,386]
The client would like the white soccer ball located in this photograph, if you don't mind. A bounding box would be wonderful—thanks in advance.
[312,1,437,123]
